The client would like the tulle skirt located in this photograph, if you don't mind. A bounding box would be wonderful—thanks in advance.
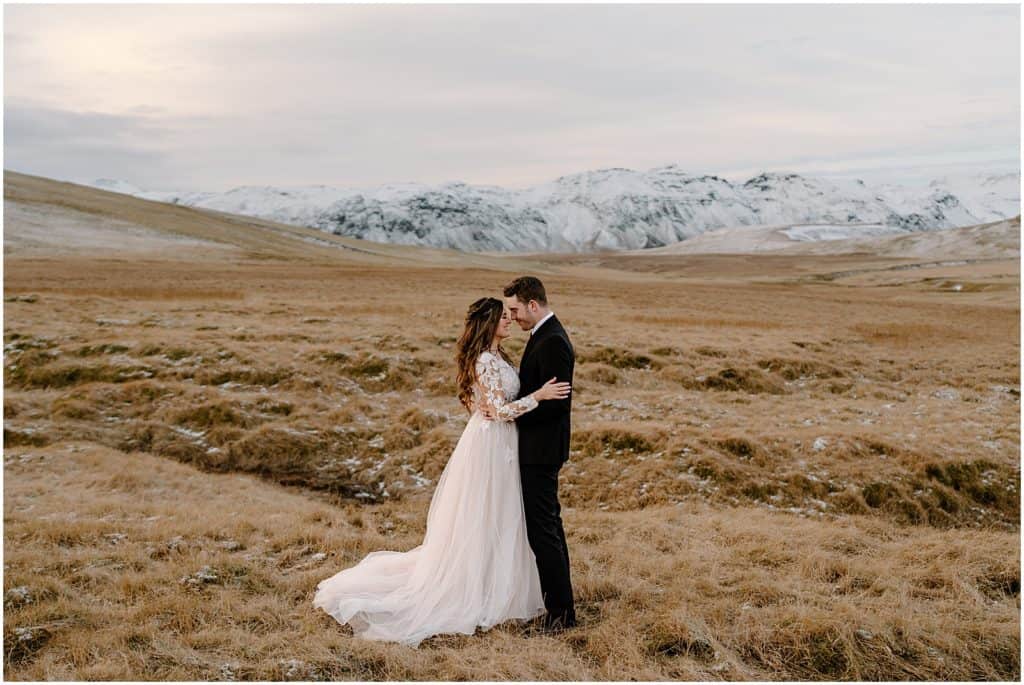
[312,411,545,647]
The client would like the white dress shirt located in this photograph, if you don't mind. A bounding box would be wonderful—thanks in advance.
[530,311,555,336]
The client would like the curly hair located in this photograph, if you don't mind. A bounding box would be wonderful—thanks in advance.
[454,297,513,412]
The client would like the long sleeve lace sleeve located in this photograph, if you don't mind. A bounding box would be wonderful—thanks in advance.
[475,353,538,422]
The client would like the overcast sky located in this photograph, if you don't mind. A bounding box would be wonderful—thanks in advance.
[4,3,1020,192]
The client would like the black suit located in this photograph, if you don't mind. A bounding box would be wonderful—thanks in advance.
[515,313,576,627]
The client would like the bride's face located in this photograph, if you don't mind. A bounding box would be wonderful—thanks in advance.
[495,307,513,340]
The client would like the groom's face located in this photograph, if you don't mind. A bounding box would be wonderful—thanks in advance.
[504,295,537,331]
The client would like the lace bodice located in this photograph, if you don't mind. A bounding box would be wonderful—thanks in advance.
[473,351,538,421]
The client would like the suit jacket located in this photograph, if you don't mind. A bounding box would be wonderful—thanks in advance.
[515,314,574,466]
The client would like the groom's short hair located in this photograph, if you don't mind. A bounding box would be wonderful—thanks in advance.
[503,276,547,305]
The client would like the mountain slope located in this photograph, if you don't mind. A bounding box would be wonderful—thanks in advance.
[2,171,546,272]
[85,166,1020,253]
[776,216,1021,260]
[645,216,1020,259]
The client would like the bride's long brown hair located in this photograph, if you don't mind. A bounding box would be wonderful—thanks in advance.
[455,297,514,413]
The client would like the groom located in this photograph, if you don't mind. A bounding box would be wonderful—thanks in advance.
[499,276,577,632]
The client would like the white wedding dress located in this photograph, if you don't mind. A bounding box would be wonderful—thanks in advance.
[312,351,546,647]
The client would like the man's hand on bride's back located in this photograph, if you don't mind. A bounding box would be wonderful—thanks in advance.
[532,377,571,402]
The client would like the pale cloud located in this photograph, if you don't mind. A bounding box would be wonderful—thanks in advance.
[4,3,1019,191]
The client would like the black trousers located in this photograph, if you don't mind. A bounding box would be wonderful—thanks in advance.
[520,462,576,624]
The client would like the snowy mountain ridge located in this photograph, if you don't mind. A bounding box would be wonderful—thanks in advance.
[87,165,1021,253]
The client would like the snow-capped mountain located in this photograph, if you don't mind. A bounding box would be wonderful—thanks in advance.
[87,166,1021,253]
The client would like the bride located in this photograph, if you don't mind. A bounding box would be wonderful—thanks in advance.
[312,296,572,647]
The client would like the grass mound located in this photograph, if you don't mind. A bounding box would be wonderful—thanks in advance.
[676,366,787,394]
[580,347,660,370]
[573,426,661,457]
[5,347,157,388]
[580,363,622,385]
[756,357,845,380]
[192,365,295,388]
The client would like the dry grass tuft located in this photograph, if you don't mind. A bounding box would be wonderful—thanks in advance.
[573,425,662,457]
[192,365,295,388]
[580,347,661,370]
[580,363,622,385]
[755,357,846,380]
[678,366,787,394]
[222,425,328,484]
[6,357,156,390]
[694,345,729,358]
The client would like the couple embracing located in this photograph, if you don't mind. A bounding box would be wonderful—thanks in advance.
[313,276,578,647]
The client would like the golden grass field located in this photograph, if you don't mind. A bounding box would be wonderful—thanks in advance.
[3,171,1020,680]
